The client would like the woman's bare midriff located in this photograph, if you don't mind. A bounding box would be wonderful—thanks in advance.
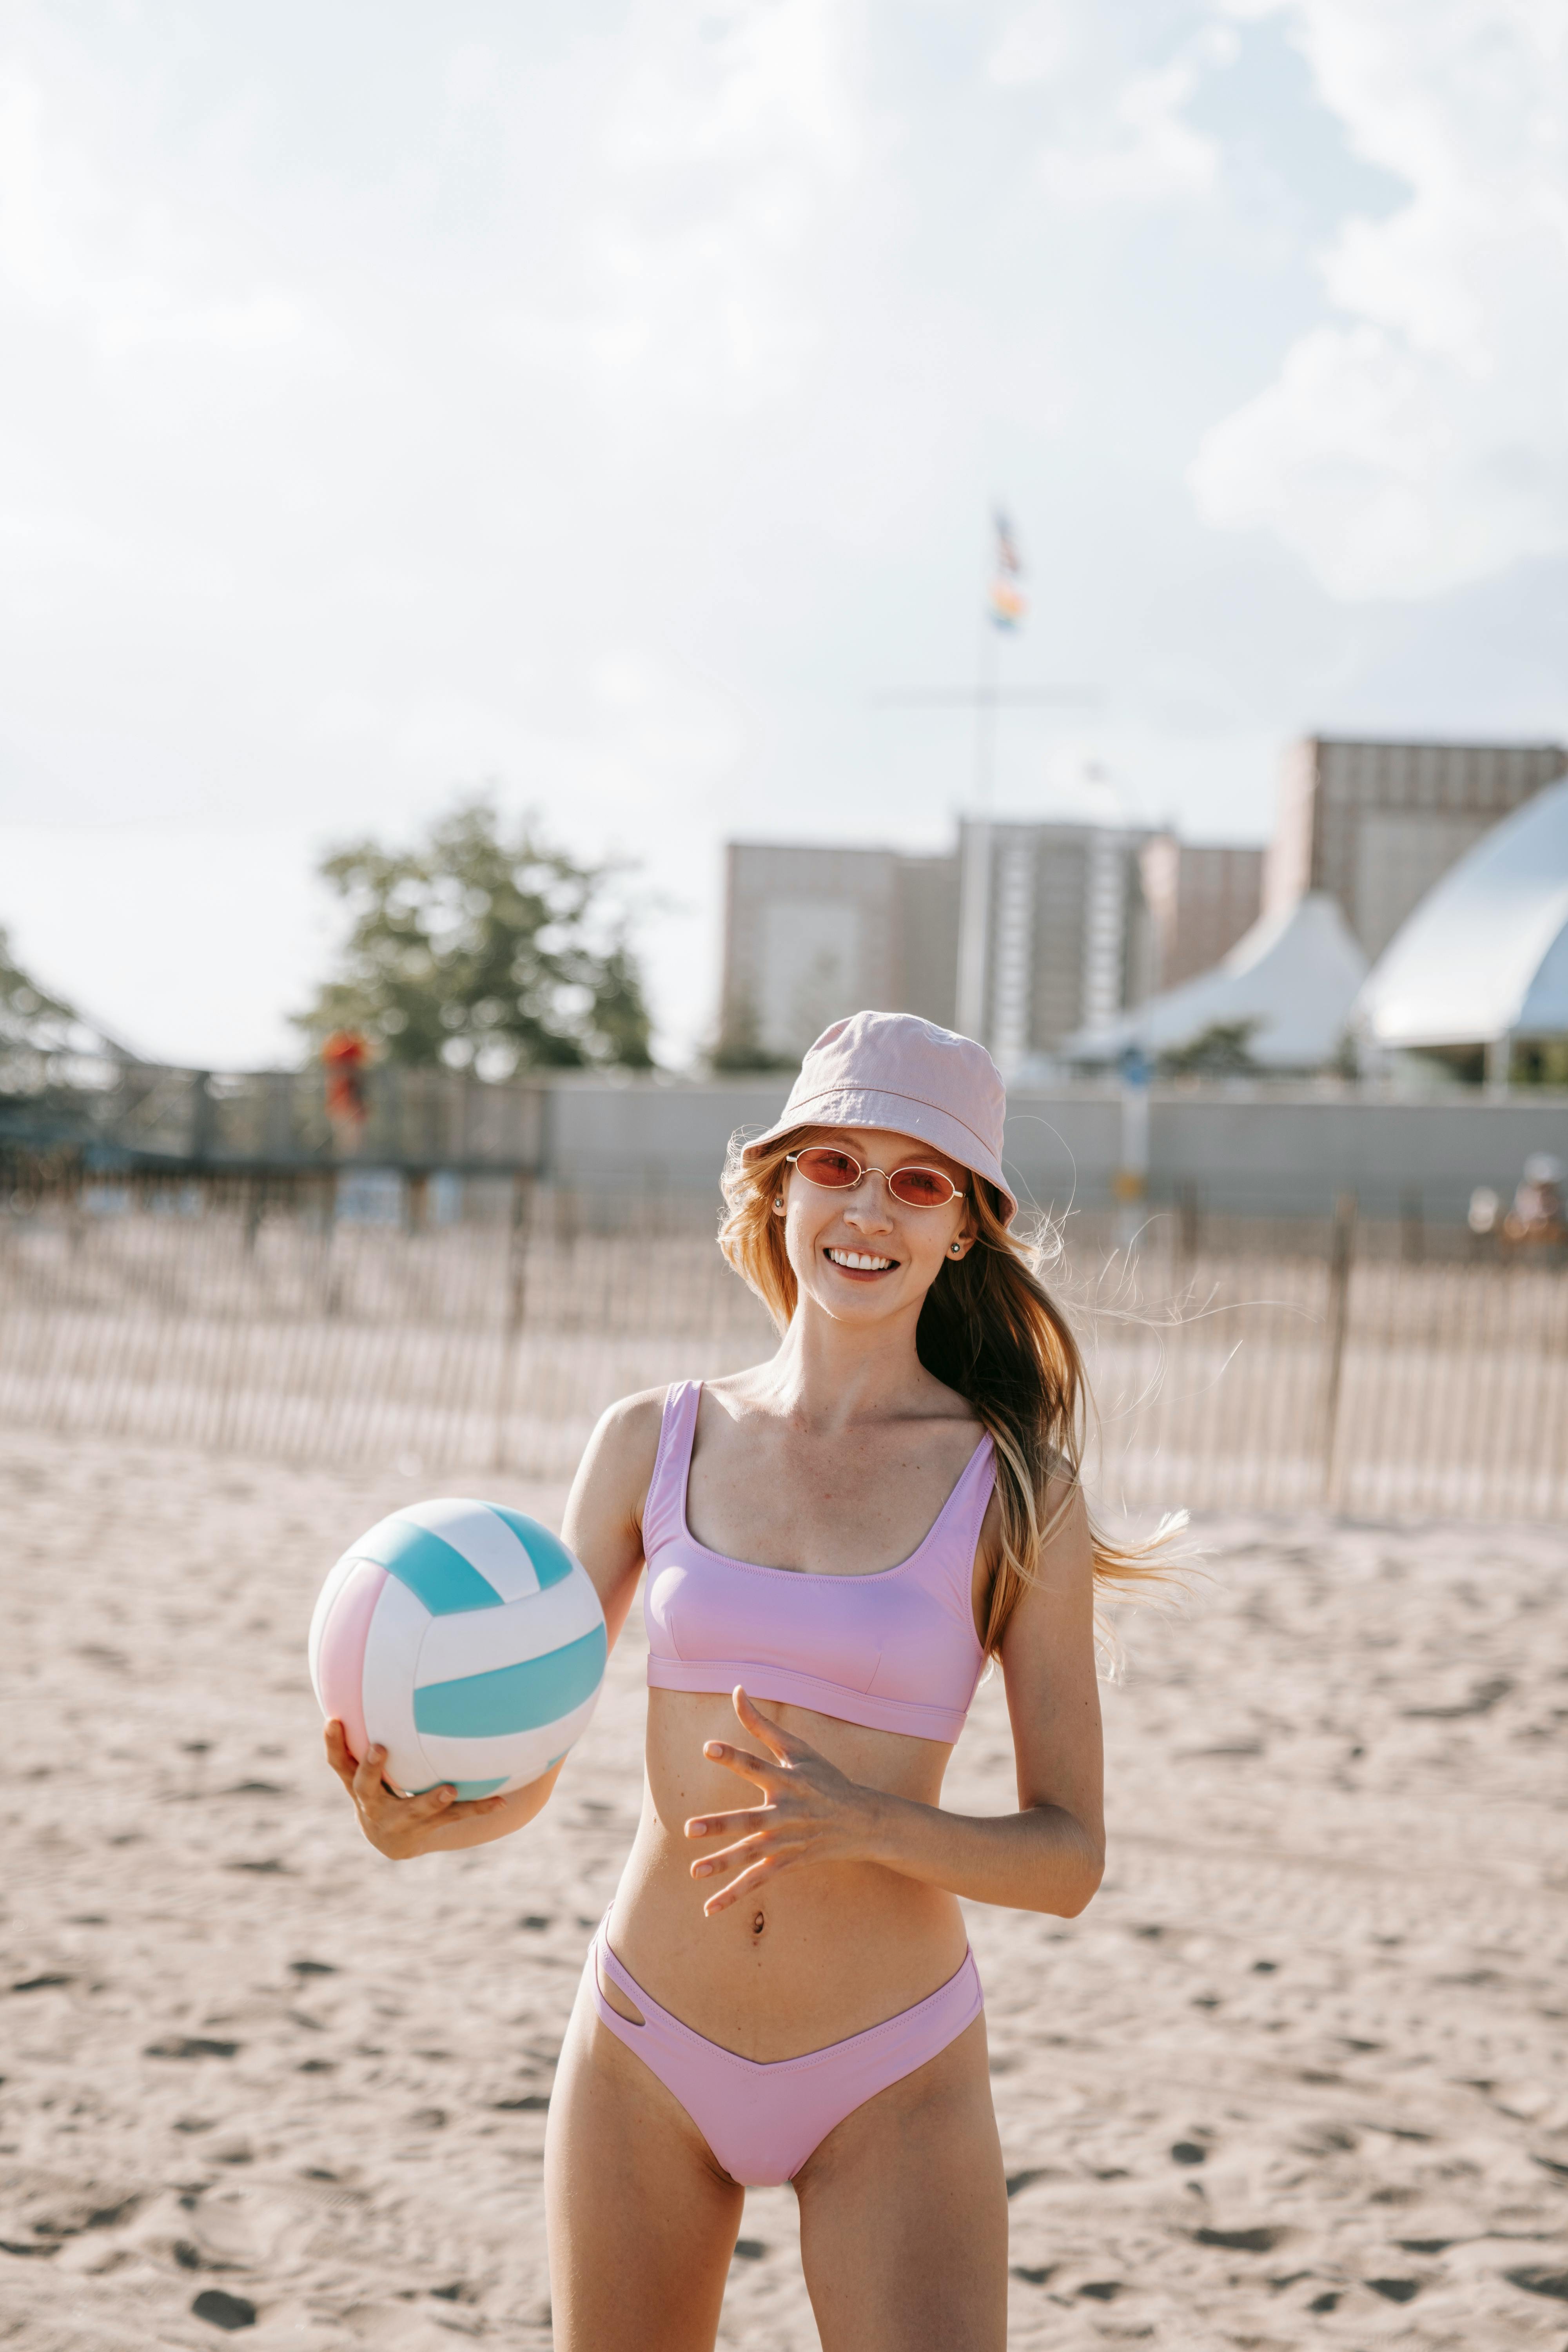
[603,1687,969,2063]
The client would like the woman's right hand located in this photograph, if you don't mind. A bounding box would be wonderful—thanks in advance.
[323,1720,510,1860]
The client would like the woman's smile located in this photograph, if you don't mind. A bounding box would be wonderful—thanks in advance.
[824,1246,899,1276]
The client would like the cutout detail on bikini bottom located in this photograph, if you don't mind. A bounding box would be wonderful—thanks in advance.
[595,1945,646,2028]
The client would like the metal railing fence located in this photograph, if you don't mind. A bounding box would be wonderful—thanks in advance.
[0,1060,547,1170]
[1,1180,1563,1520]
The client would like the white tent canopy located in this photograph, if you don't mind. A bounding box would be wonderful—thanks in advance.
[1357,773,1568,1047]
[1067,892,1368,1071]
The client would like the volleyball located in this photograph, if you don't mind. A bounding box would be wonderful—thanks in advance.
[308,1500,607,1798]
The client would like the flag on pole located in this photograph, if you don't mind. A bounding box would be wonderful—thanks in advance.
[987,508,1026,631]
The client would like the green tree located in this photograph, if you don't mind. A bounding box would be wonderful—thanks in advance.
[0,927,78,1089]
[1159,1019,1260,1078]
[711,987,796,1073]
[296,799,653,1074]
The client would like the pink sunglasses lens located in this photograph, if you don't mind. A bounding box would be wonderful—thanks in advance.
[794,1148,860,1188]
[888,1167,956,1207]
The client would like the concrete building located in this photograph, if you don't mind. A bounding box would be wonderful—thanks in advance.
[719,818,1263,1079]
[955,818,1151,1073]
[1139,835,1264,991]
[716,841,959,1064]
[1264,736,1568,962]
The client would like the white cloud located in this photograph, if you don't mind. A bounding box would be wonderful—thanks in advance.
[0,67,313,358]
[190,291,308,354]
[1192,0,1568,597]
[986,2,1074,88]
[1028,22,1236,209]
[505,0,867,417]
[445,42,503,111]
[590,648,747,779]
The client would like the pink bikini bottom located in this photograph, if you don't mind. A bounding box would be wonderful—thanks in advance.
[586,1915,984,2188]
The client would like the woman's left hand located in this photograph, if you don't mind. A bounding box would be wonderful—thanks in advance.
[684,1687,884,1916]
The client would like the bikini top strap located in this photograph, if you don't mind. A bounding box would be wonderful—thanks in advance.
[914,1428,997,1617]
[641,1379,701,1559]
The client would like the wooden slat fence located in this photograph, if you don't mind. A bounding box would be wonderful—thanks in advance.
[1,1188,1564,1519]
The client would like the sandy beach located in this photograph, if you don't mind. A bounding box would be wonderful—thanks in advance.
[4,1425,1566,2348]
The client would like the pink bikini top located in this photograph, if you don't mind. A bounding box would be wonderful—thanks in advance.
[641,1381,994,1744]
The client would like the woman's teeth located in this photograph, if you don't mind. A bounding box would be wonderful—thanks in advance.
[827,1248,894,1271]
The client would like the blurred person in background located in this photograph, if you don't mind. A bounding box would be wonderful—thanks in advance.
[321,1028,370,1154]
[1503,1153,1566,1248]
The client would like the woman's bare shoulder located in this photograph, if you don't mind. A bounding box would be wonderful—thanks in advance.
[586,1383,668,1478]
[566,1387,669,1559]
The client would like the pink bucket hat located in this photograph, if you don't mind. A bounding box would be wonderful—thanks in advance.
[741,1010,1016,1223]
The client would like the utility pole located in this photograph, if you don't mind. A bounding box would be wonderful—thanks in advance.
[871,511,1094,809]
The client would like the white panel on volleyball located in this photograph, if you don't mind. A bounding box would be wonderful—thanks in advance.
[417,1688,603,1793]
[412,1569,604,1689]
[396,1498,543,1602]
[359,1575,433,1797]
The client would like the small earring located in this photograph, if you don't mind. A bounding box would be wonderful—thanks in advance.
[774,1196,784,1211]
[949,1240,963,1256]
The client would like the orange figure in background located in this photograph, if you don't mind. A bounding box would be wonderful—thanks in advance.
[321,1029,370,1152]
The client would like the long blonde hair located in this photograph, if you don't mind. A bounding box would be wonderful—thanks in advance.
[718,1127,1176,1653]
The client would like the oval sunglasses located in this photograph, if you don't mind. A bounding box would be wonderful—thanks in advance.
[784,1146,963,1209]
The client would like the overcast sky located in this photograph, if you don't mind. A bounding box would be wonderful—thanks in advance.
[4,0,1566,1066]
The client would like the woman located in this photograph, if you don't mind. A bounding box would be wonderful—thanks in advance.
[325,1011,1155,2350]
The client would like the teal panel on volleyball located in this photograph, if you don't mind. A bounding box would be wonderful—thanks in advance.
[352,1514,507,1615]
[307,1499,608,1799]
[414,1624,609,1738]
[486,1506,579,1588]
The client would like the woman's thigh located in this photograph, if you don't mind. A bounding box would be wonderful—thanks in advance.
[793,2014,1008,2352]
[544,1964,744,2352]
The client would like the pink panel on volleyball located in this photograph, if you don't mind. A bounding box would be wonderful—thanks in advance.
[315,1559,388,1766]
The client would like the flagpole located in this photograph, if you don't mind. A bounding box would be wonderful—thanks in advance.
[870,515,1098,802]
[975,603,998,810]
[977,507,1024,808]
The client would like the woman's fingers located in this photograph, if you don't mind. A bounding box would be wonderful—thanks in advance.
[698,1808,773,1844]
[702,1848,796,1914]
[702,1739,780,1787]
[693,1831,788,1884]
[411,1788,503,1825]
[691,1847,763,1881]
[731,1686,805,1761]
[699,1690,818,1789]
[684,1808,760,1839]
[323,1721,359,1789]
[350,1741,389,1802]
[350,1746,449,1822]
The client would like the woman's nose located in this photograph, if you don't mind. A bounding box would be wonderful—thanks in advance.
[844,1176,894,1227]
